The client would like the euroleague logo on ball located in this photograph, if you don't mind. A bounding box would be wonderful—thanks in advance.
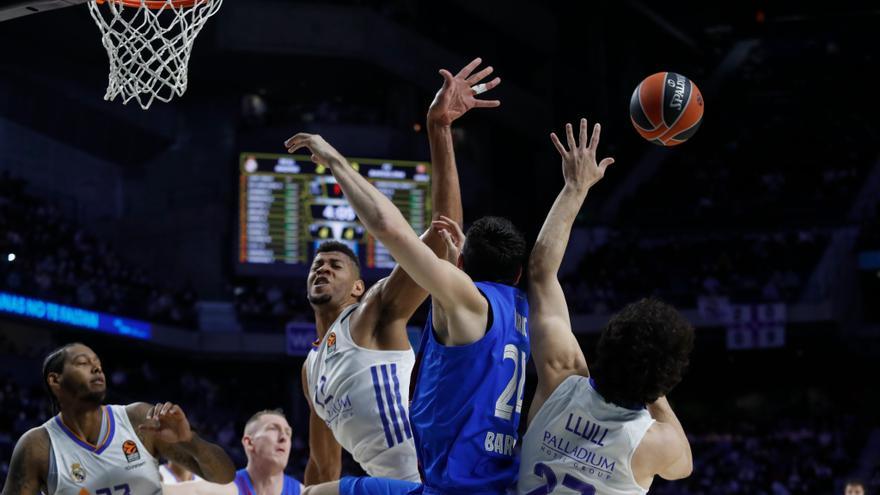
[630,72,704,146]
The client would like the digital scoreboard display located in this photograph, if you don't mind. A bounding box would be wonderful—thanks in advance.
[238,153,431,276]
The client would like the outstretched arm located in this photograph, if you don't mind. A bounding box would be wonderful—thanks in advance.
[528,119,614,423]
[128,402,235,484]
[285,134,487,344]
[372,58,499,324]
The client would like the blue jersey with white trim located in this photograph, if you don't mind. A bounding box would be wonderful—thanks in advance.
[410,282,530,495]
[233,468,302,495]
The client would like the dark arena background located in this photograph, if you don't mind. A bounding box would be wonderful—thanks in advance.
[1,1,880,494]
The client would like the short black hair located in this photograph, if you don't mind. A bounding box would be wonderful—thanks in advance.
[42,343,83,413]
[315,241,360,275]
[592,299,694,407]
[845,480,866,489]
[461,216,526,285]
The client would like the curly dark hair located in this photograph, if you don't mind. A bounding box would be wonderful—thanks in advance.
[592,298,694,407]
[461,216,526,285]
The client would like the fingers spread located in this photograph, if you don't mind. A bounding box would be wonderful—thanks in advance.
[565,123,577,150]
[599,157,615,172]
[589,123,602,152]
[550,132,566,155]
[438,69,454,84]
[466,66,494,84]
[456,57,482,79]
[474,99,501,108]
[482,77,501,92]
[579,118,588,149]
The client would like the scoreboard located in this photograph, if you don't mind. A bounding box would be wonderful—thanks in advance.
[238,153,431,275]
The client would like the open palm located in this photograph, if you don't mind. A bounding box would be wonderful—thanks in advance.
[428,57,501,126]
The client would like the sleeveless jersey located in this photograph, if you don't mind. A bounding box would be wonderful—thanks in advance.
[410,282,530,495]
[305,304,419,481]
[44,405,162,495]
[158,464,201,484]
[232,468,302,495]
[517,376,655,495]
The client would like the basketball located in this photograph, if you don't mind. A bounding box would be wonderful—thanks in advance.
[629,72,704,146]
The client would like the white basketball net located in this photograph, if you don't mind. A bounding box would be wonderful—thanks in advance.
[87,0,223,110]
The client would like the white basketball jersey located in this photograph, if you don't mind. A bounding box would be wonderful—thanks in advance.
[518,376,655,495]
[158,464,202,484]
[305,304,419,481]
[44,405,162,495]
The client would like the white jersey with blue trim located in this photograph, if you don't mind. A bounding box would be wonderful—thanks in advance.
[517,376,655,495]
[158,464,202,484]
[44,404,162,495]
[305,304,419,481]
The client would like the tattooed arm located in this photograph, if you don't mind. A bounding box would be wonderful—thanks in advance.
[1,427,50,495]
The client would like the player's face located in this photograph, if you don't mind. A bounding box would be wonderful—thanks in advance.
[57,344,106,405]
[246,414,292,469]
[307,252,361,306]
[845,485,865,495]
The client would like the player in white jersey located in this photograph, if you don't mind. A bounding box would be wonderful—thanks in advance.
[300,57,501,484]
[0,342,235,495]
[518,119,695,494]
[160,462,202,484]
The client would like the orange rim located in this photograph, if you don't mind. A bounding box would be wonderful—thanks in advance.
[95,0,207,8]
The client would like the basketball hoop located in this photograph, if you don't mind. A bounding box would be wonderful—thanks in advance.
[87,0,223,110]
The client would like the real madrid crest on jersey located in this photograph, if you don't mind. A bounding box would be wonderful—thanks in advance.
[70,463,87,483]
[122,440,141,462]
[326,331,337,356]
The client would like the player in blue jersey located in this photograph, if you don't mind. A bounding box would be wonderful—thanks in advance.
[301,57,497,484]
[286,134,529,494]
[163,409,304,495]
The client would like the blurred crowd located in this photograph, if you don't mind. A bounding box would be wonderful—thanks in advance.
[652,416,866,495]
[560,229,828,313]
[0,172,198,328]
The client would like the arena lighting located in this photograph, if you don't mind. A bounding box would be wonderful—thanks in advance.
[7,253,14,262]
[0,291,152,340]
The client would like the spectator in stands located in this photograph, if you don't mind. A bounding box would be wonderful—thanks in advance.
[846,480,867,495]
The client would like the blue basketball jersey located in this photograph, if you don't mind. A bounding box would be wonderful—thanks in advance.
[410,282,530,495]
[233,468,302,495]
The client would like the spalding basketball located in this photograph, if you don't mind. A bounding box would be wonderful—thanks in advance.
[629,72,703,146]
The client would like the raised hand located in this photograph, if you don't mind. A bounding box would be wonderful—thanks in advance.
[137,402,193,444]
[428,57,501,127]
[432,215,466,264]
[550,118,615,191]
[284,133,346,166]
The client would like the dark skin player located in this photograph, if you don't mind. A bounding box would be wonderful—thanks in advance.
[0,343,235,495]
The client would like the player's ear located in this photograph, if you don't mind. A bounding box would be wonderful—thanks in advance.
[47,372,61,390]
[352,279,365,298]
[241,435,252,451]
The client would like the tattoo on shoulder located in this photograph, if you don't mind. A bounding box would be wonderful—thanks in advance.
[3,428,48,495]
